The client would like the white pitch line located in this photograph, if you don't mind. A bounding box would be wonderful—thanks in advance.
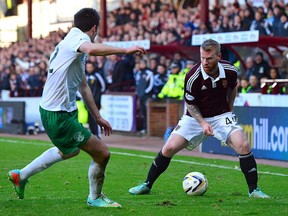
[1,139,287,177]
[111,151,288,177]
[0,138,54,147]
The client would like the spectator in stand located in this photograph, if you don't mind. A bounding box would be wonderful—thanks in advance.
[157,62,184,100]
[266,8,275,29]
[236,77,241,93]
[179,60,195,87]
[264,67,286,94]
[134,59,154,134]
[262,0,272,15]
[271,5,283,36]
[172,52,186,70]
[279,50,288,79]
[8,73,21,97]
[102,54,118,85]
[218,15,231,33]
[211,19,220,33]
[0,64,5,91]
[165,58,173,72]
[3,65,25,96]
[38,61,48,85]
[93,56,107,82]
[253,51,270,80]
[17,66,29,96]
[159,55,167,66]
[152,64,168,98]
[196,22,210,35]
[1,66,12,91]
[26,65,42,96]
[250,11,271,35]
[244,0,255,20]
[85,61,106,137]
[115,6,130,26]
[277,13,288,37]
[231,14,245,32]
[248,75,261,93]
[241,7,254,31]
[111,54,135,92]
[239,77,251,93]
[244,56,257,79]
[184,11,199,34]
[269,67,281,80]
[149,57,159,75]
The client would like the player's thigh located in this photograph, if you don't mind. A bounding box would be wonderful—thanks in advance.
[80,135,110,163]
[227,129,251,155]
[162,133,188,157]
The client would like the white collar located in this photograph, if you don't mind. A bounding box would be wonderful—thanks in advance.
[201,62,226,81]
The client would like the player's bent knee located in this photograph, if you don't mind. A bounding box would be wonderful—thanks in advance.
[102,149,110,160]
[162,145,177,157]
[238,142,251,155]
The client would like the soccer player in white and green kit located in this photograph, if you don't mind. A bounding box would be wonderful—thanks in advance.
[8,8,146,207]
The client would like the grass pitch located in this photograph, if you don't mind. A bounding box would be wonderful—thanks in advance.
[0,136,287,216]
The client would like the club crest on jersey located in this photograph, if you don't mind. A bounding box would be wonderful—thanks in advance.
[222,80,227,88]
[185,93,194,101]
[74,132,84,142]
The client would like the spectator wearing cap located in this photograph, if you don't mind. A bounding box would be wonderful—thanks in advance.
[158,62,184,100]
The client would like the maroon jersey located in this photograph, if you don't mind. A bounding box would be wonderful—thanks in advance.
[184,60,238,118]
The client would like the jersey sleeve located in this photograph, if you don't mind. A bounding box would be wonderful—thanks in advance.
[229,67,239,89]
[184,65,200,105]
[69,28,90,53]
[221,60,239,89]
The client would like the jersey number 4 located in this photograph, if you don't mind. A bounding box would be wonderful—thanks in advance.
[225,114,237,125]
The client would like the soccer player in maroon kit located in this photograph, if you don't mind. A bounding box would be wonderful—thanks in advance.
[129,39,269,198]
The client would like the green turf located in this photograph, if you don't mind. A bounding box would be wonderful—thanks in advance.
[0,136,287,216]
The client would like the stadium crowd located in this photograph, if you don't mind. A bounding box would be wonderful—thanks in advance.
[1,0,288,98]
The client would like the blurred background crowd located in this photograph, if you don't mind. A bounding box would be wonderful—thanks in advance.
[1,0,288,99]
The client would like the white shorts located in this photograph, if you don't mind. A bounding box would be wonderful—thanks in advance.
[172,112,242,151]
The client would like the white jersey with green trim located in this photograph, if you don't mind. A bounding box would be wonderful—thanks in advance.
[40,27,90,112]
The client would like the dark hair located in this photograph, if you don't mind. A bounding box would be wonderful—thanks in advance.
[158,64,166,69]
[74,8,100,32]
[255,51,263,58]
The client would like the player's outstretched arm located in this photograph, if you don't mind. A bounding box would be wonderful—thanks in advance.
[79,41,147,57]
[79,78,112,136]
